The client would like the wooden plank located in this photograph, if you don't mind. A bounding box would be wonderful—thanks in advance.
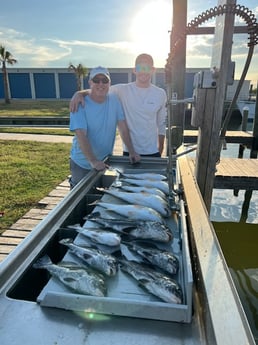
[216,159,258,178]
[183,130,253,145]
[178,149,255,345]
[0,178,69,263]
[1,229,32,238]
[0,245,17,254]
[193,0,238,211]
[0,254,8,261]
[195,88,218,210]
[214,177,258,190]
[38,196,64,205]
[58,180,70,187]
[0,237,24,245]
[22,208,50,219]
[189,157,258,190]
[10,218,40,230]
[168,0,187,130]
[48,189,69,197]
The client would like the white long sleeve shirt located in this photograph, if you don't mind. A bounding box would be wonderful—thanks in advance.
[110,82,167,155]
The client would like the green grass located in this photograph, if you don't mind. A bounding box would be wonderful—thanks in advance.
[0,100,70,117]
[0,100,74,234]
[0,140,71,234]
[0,127,73,136]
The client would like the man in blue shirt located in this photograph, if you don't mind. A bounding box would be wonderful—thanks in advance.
[69,66,140,188]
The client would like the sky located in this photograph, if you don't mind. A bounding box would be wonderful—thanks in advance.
[0,0,258,84]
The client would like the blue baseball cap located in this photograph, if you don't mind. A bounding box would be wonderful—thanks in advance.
[89,66,110,80]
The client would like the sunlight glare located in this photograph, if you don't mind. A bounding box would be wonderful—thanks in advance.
[130,1,172,66]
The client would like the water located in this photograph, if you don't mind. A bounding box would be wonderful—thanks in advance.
[209,140,258,343]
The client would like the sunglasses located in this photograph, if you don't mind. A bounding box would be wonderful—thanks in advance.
[135,64,152,73]
[92,77,110,84]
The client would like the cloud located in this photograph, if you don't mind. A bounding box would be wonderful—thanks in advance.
[0,26,72,67]
[46,38,133,54]
[0,26,136,67]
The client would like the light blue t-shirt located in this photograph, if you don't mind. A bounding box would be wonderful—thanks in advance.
[70,93,125,169]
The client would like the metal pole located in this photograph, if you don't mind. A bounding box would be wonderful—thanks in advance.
[166,85,176,209]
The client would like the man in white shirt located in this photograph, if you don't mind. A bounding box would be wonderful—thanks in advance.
[70,54,167,157]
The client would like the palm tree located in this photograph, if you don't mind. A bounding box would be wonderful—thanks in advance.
[68,63,88,91]
[0,45,18,104]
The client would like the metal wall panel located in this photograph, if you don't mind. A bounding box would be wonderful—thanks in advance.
[109,72,129,85]
[9,73,32,98]
[58,73,77,98]
[34,73,56,98]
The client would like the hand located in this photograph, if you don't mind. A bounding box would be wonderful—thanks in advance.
[129,153,141,164]
[91,160,109,171]
[70,92,85,112]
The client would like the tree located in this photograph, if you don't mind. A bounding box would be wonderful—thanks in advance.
[68,63,88,91]
[0,45,18,104]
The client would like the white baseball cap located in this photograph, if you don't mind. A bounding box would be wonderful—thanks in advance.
[89,66,110,80]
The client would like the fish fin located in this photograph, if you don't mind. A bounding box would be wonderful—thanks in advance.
[83,211,101,220]
[58,261,82,268]
[95,187,106,192]
[88,200,100,206]
[120,240,132,247]
[59,238,74,245]
[67,224,81,230]
[138,278,151,285]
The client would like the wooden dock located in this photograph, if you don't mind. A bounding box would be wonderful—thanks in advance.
[184,130,254,145]
[188,157,258,190]
[0,179,70,262]
[184,129,257,190]
[215,158,258,190]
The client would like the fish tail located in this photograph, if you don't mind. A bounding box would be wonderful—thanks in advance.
[33,255,52,269]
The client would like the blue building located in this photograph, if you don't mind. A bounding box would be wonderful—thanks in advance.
[0,67,201,100]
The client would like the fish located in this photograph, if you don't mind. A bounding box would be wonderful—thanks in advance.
[85,214,173,243]
[117,172,167,181]
[67,224,121,247]
[59,238,118,276]
[119,185,167,200]
[125,222,172,243]
[85,212,140,231]
[124,242,179,275]
[33,255,106,297]
[120,260,182,304]
[120,178,169,195]
[103,189,170,217]
[92,202,164,223]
